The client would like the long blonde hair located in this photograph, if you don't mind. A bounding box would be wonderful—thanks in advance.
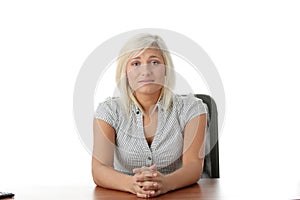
[115,33,175,114]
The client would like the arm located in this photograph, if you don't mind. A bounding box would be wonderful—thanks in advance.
[134,114,207,196]
[166,113,207,190]
[92,118,130,191]
[92,119,155,197]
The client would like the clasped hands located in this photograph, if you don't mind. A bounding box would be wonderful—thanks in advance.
[131,164,168,198]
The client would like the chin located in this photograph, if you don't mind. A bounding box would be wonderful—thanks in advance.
[136,85,162,95]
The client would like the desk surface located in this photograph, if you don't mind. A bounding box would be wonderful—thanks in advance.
[4,179,300,200]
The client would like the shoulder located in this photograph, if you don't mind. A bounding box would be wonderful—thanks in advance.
[173,93,206,110]
[173,93,207,123]
[94,97,122,126]
[96,97,121,112]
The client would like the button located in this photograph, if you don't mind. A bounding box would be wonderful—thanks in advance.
[147,157,152,160]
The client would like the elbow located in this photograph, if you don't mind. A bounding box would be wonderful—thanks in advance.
[93,178,102,188]
[92,167,100,186]
[193,171,202,183]
[92,169,106,188]
[92,177,99,187]
[92,163,105,187]
[189,161,204,183]
[195,163,204,181]
[196,171,203,182]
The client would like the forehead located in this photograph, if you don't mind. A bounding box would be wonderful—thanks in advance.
[130,48,163,59]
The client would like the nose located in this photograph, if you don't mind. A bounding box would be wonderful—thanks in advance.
[140,64,152,76]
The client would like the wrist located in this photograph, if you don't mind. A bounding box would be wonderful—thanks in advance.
[164,173,176,192]
[124,175,135,194]
[164,174,173,192]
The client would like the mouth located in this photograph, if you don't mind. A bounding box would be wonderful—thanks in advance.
[138,80,155,83]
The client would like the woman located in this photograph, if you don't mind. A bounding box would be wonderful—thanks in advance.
[92,33,207,198]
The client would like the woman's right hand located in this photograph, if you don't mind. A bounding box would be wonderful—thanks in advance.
[130,174,156,198]
[130,165,158,198]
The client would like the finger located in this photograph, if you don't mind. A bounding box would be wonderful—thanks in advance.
[143,171,157,178]
[142,170,162,182]
[135,171,155,180]
[136,172,158,181]
[133,166,147,174]
[137,192,149,198]
[149,164,157,171]
[133,166,145,174]
[151,189,161,197]
[132,168,141,174]
[136,189,155,198]
[139,191,156,198]
[134,180,143,187]
[141,182,159,190]
[133,166,154,174]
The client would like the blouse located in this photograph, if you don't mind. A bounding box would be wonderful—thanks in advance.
[94,93,207,175]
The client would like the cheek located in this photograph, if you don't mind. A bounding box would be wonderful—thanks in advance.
[155,67,166,82]
[126,68,138,87]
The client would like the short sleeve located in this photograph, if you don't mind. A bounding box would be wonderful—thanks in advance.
[177,94,208,126]
[94,97,119,129]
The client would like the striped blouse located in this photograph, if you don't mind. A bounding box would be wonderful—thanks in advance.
[94,93,207,175]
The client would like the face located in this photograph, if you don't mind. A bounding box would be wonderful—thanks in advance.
[126,48,166,96]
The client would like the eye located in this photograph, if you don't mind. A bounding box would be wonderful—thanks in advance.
[150,60,159,65]
[131,62,140,67]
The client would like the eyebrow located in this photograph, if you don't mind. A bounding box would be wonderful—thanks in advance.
[131,55,162,60]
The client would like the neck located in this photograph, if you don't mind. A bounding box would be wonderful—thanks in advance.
[134,90,161,115]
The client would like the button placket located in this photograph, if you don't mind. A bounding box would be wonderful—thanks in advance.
[146,154,153,165]
[133,103,155,166]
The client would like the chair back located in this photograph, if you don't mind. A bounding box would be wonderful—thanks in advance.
[195,94,220,178]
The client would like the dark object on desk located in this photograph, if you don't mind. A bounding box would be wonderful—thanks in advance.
[0,192,14,199]
[195,94,220,178]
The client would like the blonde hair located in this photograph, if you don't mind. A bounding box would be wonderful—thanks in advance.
[115,33,175,114]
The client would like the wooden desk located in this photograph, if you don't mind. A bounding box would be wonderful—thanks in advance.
[94,179,220,199]
[93,178,300,200]
[4,179,300,199]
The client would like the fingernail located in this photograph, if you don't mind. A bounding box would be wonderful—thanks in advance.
[153,182,157,186]
[153,173,157,176]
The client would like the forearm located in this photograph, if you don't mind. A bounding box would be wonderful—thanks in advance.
[92,161,132,193]
[165,160,203,192]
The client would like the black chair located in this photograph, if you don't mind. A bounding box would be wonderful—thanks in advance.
[195,94,220,178]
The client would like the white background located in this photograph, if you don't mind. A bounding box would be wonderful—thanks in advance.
[1,0,300,197]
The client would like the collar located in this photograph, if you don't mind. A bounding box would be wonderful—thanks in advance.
[131,99,164,115]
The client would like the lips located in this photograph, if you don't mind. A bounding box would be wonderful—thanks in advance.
[138,80,155,83]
